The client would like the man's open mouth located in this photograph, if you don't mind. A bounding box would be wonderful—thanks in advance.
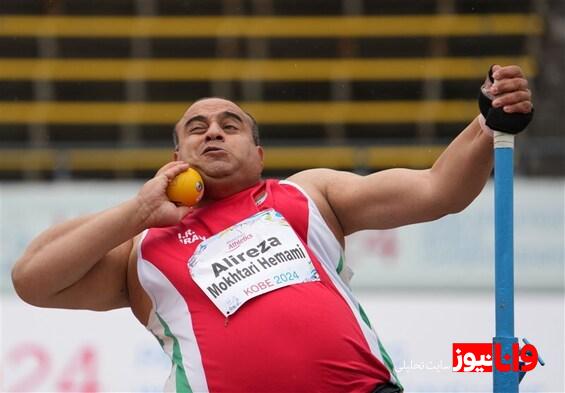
[203,146,224,154]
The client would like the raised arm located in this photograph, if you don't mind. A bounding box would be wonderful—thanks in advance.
[289,65,532,237]
[11,161,191,311]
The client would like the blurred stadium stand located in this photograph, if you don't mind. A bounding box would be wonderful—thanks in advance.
[0,0,562,180]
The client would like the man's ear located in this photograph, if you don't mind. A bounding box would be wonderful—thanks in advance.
[257,146,264,160]
[257,146,264,169]
[173,149,179,161]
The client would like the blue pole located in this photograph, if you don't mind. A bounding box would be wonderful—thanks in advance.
[493,133,519,392]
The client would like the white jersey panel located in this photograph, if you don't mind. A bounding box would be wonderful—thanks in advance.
[137,231,210,393]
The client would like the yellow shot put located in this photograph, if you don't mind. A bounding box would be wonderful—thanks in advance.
[166,168,205,206]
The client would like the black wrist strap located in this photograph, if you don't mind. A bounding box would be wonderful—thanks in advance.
[478,66,533,134]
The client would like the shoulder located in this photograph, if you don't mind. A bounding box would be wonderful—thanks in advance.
[285,169,346,246]
[286,168,338,186]
[284,169,335,210]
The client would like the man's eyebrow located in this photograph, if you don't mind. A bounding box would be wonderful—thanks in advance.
[183,111,244,129]
[221,111,244,123]
[183,115,207,129]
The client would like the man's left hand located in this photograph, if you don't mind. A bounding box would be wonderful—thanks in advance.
[488,64,533,114]
[479,64,534,134]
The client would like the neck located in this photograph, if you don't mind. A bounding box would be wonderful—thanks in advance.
[199,175,261,202]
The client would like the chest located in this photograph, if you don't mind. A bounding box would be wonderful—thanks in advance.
[139,181,312,305]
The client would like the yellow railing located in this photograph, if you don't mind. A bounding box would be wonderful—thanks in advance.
[0,12,540,175]
[0,57,535,81]
[0,15,543,37]
[0,146,444,171]
[0,100,479,124]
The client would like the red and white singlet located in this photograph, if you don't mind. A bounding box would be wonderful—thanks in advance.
[137,179,399,392]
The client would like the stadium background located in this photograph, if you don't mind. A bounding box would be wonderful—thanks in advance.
[1,0,563,391]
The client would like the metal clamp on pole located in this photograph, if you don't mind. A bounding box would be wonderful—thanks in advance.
[518,338,546,383]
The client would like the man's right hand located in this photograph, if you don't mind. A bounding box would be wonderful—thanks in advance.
[12,161,193,311]
[136,161,194,229]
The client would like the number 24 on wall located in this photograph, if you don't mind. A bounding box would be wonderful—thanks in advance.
[1,343,99,392]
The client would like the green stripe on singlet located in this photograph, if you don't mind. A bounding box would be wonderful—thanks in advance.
[156,313,193,393]
[334,254,400,386]
[377,337,402,388]
[152,332,165,348]
[357,305,402,386]
[358,303,372,328]
[336,254,344,274]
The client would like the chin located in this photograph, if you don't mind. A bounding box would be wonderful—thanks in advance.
[200,164,237,180]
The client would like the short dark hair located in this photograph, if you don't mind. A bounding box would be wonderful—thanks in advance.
[245,110,261,146]
[172,99,260,149]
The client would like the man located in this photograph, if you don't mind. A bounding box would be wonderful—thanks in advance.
[12,64,532,392]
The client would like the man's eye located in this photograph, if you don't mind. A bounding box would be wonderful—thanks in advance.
[224,124,238,130]
[189,126,206,133]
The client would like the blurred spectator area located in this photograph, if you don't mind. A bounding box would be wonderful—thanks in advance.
[0,0,563,180]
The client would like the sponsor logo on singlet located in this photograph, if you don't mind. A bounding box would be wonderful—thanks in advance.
[178,228,207,245]
[227,232,254,251]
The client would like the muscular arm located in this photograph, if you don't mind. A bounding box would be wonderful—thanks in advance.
[289,64,531,237]
[290,117,492,235]
[12,200,144,310]
[11,161,191,311]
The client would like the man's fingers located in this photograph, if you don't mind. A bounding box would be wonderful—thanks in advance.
[492,90,531,108]
[492,65,525,81]
[502,101,533,114]
[490,78,529,95]
[155,161,180,176]
[155,161,189,177]
[151,162,190,191]
[161,162,190,181]
[488,66,532,114]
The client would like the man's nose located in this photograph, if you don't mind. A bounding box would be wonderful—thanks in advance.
[205,122,225,141]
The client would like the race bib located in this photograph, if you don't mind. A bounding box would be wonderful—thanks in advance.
[188,209,320,317]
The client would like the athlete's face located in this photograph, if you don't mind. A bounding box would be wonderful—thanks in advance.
[174,98,264,195]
